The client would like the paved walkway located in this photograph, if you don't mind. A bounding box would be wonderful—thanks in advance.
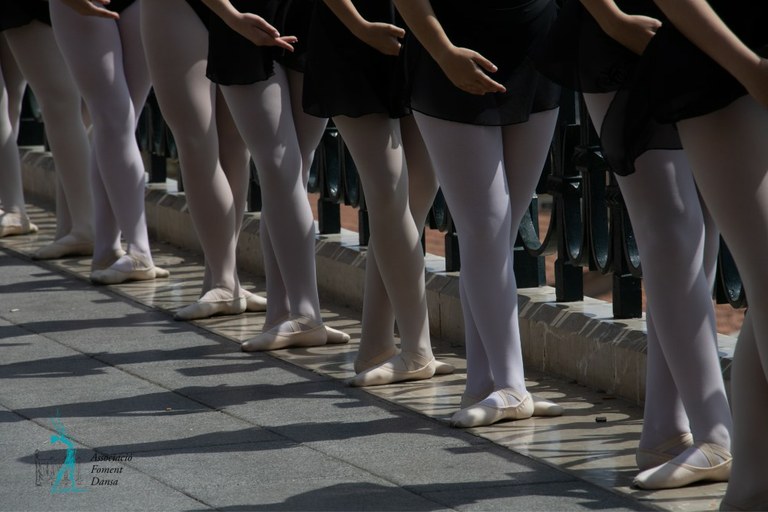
[0,203,726,511]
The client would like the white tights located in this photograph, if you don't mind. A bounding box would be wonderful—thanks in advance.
[585,92,732,469]
[414,109,559,400]
[676,95,768,508]
[4,21,92,243]
[51,1,152,268]
[334,114,432,362]
[0,37,27,219]
[220,65,322,325]
[355,115,439,367]
[259,69,328,326]
[141,0,248,296]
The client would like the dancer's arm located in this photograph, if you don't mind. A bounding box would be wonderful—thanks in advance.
[201,0,297,50]
[653,0,768,107]
[56,0,119,19]
[393,0,504,95]
[580,0,661,55]
[323,0,405,56]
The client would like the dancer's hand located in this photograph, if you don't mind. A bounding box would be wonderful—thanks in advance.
[354,22,406,56]
[436,45,506,95]
[57,0,119,19]
[227,12,297,51]
[608,13,662,55]
[740,57,768,109]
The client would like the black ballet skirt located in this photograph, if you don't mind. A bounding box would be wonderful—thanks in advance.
[600,0,768,175]
[106,0,137,14]
[407,0,560,126]
[303,0,409,119]
[535,0,661,93]
[534,0,681,176]
[206,0,277,86]
[0,0,51,31]
[273,0,312,72]
[185,0,210,30]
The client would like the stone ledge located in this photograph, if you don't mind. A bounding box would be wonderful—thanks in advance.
[19,146,736,404]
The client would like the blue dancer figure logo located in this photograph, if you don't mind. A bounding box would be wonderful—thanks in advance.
[49,413,87,494]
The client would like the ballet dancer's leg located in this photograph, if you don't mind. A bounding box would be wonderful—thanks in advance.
[0,37,24,139]
[586,92,731,486]
[142,0,244,319]
[5,21,93,257]
[0,38,36,237]
[676,95,768,508]
[211,88,265,313]
[335,114,435,386]
[51,2,164,283]
[353,115,441,372]
[223,66,326,350]
[414,114,533,425]
[256,69,328,328]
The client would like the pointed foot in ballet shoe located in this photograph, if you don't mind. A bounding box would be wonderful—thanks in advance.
[324,325,350,345]
[241,290,268,313]
[433,359,455,375]
[0,213,38,238]
[90,255,169,285]
[174,288,247,321]
[353,346,399,374]
[636,433,694,471]
[33,239,94,260]
[461,391,559,416]
[241,317,328,352]
[451,389,534,428]
[531,395,564,417]
[91,249,127,272]
[633,442,732,490]
[349,353,436,387]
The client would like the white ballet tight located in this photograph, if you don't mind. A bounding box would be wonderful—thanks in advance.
[414,109,559,399]
[355,115,439,367]
[0,37,27,220]
[141,0,247,296]
[4,21,92,244]
[51,1,152,268]
[260,68,328,326]
[675,95,768,508]
[333,114,432,362]
[585,93,732,469]
[219,65,322,324]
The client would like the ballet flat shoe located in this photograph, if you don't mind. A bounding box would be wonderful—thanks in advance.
[633,442,732,490]
[33,240,93,260]
[451,389,534,428]
[90,255,170,285]
[91,249,127,271]
[349,353,437,387]
[241,290,267,312]
[636,433,694,471]
[241,317,328,352]
[354,345,454,375]
[460,392,563,417]
[174,291,246,321]
[324,326,351,344]
[0,218,38,238]
[354,346,399,374]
